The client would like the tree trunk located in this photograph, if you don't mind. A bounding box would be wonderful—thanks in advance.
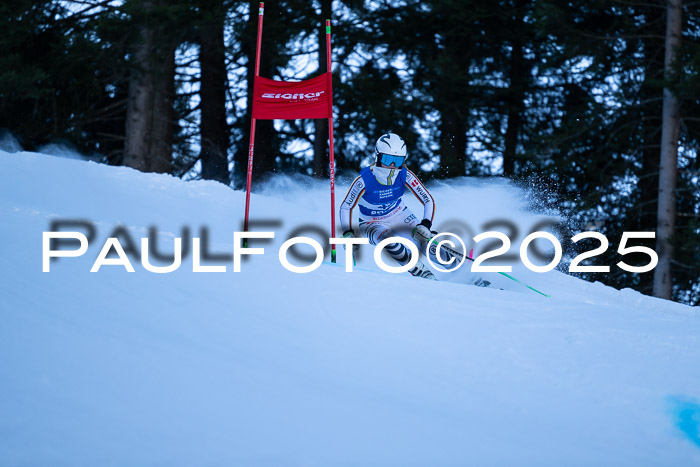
[653,0,682,300]
[438,105,467,177]
[252,119,276,178]
[502,0,526,177]
[313,113,329,178]
[199,0,230,184]
[633,6,667,297]
[150,50,174,173]
[123,0,174,174]
[124,15,154,172]
[436,25,468,178]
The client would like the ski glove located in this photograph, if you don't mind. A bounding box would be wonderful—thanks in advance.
[342,229,360,252]
[412,219,433,243]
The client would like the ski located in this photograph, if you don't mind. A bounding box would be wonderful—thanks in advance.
[427,237,551,297]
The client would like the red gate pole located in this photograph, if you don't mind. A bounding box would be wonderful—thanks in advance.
[326,19,337,263]
[243,3,265,239]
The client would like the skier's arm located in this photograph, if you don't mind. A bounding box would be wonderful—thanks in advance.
[405,169,435,226]
[339,176,365,234]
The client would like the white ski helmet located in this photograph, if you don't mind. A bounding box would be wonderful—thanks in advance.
[375,132,407,167]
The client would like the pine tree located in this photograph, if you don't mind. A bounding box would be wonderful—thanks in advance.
[0,1,128,159]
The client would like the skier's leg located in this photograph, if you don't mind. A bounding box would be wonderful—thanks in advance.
[394,209,454,265]
[398,210,488,285]
[360,219,435,279]
[424,233,489,286]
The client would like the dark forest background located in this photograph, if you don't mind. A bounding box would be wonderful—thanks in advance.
[1,0,698,305]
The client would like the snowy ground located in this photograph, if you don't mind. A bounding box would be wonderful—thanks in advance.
[1,149,699,466]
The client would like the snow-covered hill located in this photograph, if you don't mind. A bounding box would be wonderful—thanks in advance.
[1,149,699,466]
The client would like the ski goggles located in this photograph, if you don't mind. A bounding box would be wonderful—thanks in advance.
[377,153,406,167]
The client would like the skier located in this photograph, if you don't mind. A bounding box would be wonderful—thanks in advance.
[339,132,438,279]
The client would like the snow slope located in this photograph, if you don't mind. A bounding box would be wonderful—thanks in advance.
[1,150,699,466]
